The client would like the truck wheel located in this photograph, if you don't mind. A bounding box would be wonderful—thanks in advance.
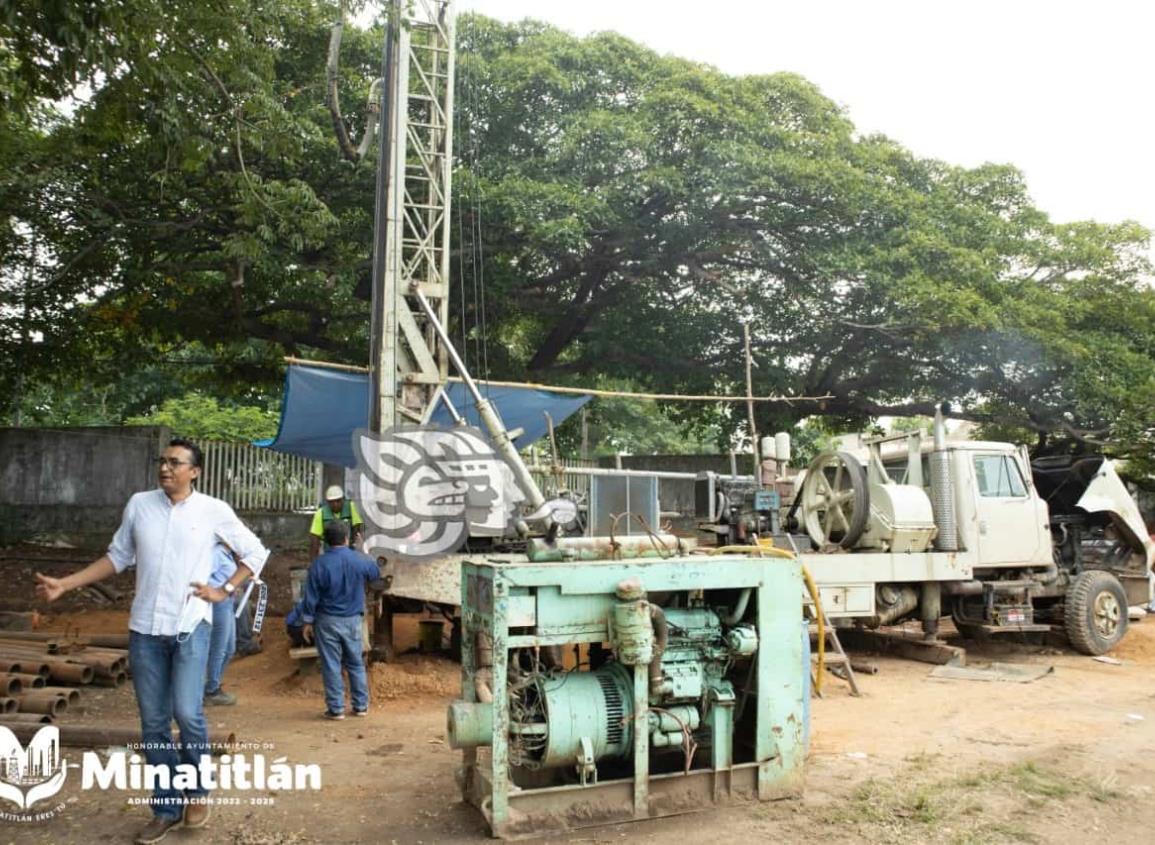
[1064,570,1128,655]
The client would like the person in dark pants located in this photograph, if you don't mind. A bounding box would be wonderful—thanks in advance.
[204,538,268,705]
[285,601,307,648]
[234,588,260,657]
[300,520,381,720]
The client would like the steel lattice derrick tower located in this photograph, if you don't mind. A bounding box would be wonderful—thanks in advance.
[369,0,456,433]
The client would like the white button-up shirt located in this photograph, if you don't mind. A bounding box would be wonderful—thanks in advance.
[107,489,269,636]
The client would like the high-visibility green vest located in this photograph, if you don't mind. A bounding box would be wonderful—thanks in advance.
[319,500,357,549]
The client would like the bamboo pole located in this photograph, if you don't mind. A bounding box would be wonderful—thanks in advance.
[281,355,836,403]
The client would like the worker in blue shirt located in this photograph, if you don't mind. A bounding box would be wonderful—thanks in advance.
[204,539,267,705]
[300,520,382,720]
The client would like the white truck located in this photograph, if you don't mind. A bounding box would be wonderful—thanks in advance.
[702,410,1154,655]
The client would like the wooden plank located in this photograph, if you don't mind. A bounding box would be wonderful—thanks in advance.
[838,628,967,667]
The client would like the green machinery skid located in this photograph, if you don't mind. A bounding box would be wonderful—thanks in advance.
[451,555,806,839]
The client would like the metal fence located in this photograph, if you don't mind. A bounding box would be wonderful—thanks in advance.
[199,441,322,512]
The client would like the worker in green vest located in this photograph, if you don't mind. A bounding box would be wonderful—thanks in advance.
[309,485,364,558]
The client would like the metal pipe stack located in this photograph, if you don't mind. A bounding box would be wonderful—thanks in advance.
[0,634,130,719]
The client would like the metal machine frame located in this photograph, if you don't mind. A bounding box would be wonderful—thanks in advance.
[455,555,806,839]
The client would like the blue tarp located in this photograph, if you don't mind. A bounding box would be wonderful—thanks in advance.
[256,364,591,467]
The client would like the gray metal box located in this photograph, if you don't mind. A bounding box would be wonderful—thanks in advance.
[589,474,659,536]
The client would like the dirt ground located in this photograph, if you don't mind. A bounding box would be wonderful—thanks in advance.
[3,549,1155,844]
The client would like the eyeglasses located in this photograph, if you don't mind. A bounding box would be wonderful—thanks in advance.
[156,457,194,469]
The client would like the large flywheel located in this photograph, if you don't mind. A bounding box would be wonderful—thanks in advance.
[799,451,870,548]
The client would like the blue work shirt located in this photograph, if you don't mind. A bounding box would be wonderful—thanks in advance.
[286,602,304,629]
[209,543,237,588]
[300,546,381,623]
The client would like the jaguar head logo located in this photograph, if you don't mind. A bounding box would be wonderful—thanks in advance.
[353,426,526,561]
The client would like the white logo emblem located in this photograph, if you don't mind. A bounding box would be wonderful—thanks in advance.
[353,426,526,561]
[0,726,67,810]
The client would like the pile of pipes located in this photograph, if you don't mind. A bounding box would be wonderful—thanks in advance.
[0,630,129,720]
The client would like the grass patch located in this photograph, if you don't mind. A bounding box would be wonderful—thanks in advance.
[819,758,1119,843]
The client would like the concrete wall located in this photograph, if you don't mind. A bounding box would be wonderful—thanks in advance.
[0,426,169,547]
[0,426,310,550]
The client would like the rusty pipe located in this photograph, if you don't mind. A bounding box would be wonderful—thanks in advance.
[3,672,45,689]
[40,687,81,704]
[91,671,128,688]
[0,697,17,713]
[0,631,130,648]
[16,694,67,715]
[0,712,52,724]
[0,660,49,678]
[46,663,94,685]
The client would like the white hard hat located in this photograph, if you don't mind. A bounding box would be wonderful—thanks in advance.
[325,485,345,500]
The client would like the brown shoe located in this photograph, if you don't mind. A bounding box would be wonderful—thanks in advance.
[135,816,182,844]
[183,797,212,828]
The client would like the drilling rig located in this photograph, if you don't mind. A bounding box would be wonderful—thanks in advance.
[364,3,808,837]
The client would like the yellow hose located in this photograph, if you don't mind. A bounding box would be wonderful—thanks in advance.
[706,544,823,694]
[708,544,796,559]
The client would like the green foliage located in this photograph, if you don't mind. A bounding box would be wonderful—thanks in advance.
[125,392,279,443]
[787,419,840,468]
[2,5,1153,473]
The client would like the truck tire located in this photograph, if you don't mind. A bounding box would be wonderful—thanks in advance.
[1064,570,1128,655]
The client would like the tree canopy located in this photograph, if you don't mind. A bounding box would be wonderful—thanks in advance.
[2,5,1153,469]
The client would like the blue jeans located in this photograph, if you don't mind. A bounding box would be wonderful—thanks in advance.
[129,621,212,820]
[314,613,369,714]
[205,598,237,695]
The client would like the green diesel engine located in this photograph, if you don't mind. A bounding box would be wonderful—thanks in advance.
[447,555,806,838]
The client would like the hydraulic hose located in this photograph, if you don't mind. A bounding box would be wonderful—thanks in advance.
[709,544,796,559]
[705,544,821,695]
[801,564,825,697]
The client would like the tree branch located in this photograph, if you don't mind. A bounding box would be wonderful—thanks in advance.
[326,7,360,162]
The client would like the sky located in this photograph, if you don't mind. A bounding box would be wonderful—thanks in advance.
[457,0,1155,248]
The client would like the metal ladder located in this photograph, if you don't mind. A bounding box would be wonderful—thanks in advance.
[808,620,860,697]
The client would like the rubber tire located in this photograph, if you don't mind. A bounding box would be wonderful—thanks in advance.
[1064,570,1128,655]
[801,451,870,548]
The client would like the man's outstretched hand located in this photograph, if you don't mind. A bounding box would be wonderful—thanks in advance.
[35,572,66,603]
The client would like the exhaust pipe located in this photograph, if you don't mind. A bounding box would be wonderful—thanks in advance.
[929,405,958,551]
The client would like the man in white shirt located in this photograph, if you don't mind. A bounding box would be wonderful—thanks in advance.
[35,438,267,845]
